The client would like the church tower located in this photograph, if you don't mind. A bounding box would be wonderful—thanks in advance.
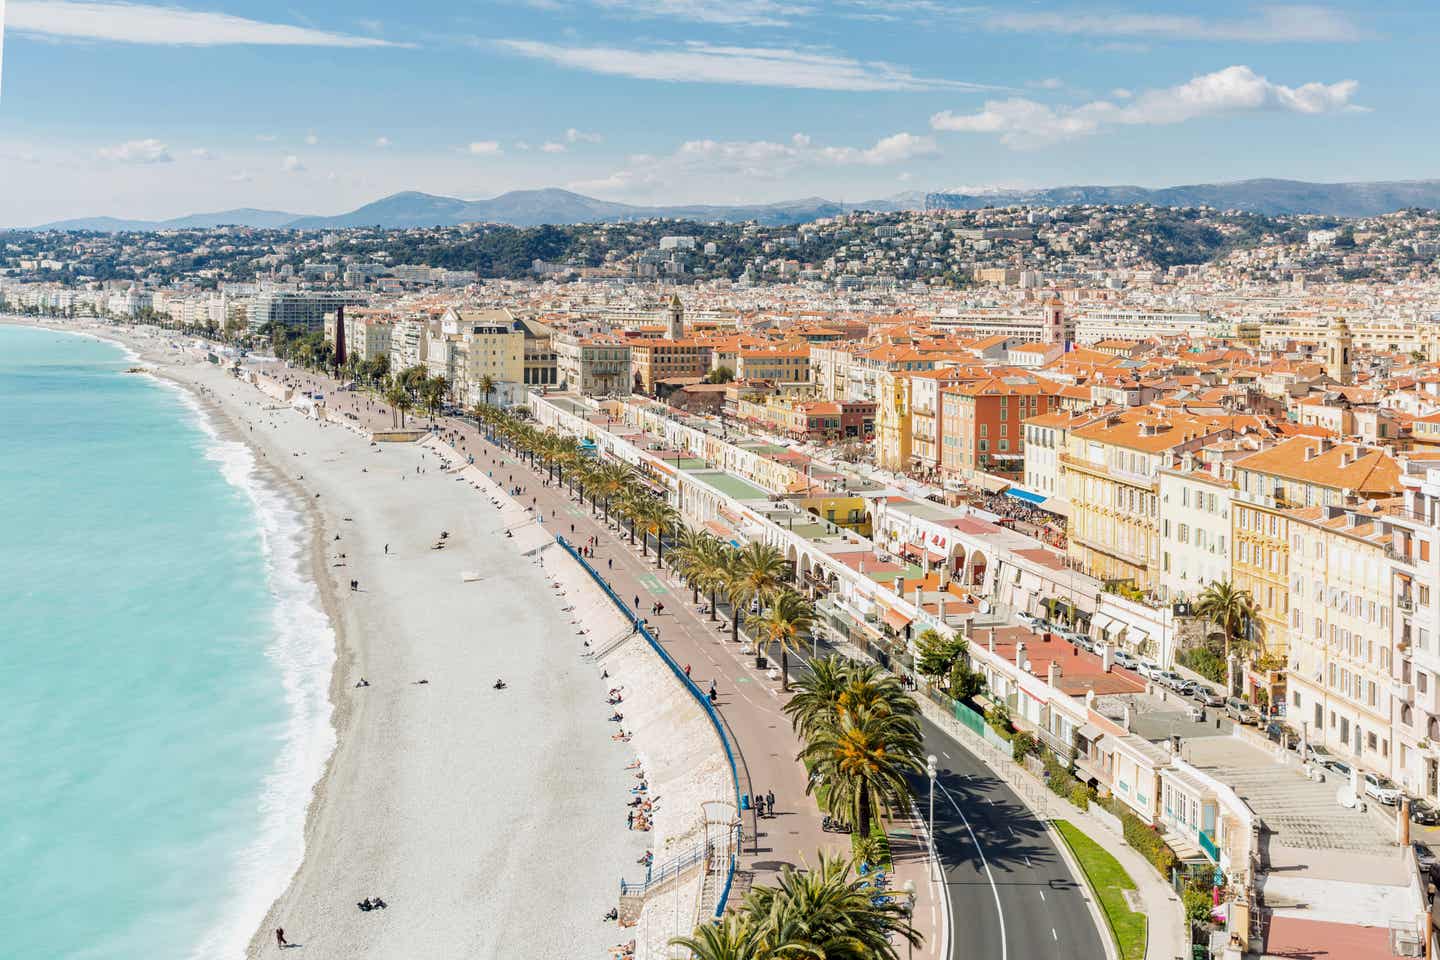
[1042,295,1066,347]
[667,293,685,340]
[1325,316,1353,385]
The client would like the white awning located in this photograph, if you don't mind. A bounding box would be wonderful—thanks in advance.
[1020,571,1044,594]
[1127,627,1150,648]
[1077,722,1104,742]
[1091,614,1114,638]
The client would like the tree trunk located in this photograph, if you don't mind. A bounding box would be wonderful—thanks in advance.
[709,589,718,621]
[858,786,872,842]
[781,649,790,692]
[731,609,740,643]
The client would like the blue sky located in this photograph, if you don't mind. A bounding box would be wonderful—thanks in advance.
[0,1,1429,224]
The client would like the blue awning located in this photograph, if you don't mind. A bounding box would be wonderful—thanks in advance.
[1004,487,1047,506]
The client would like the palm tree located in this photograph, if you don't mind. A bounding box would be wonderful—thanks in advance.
[695,540,734,622]
[746,589,814,690]
[383,385,408,427]
[1195,579,1257,693]
[729,541,790,643]
[783,655,862,742]
[800,705,923,842]
[478,374,496,407]
[671,528,718,603]
[668,915,756,960]
[394,391,414,428]
[741,852,921,960]
[635,500,680,567]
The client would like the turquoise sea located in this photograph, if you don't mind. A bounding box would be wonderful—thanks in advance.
[0,324,335,959]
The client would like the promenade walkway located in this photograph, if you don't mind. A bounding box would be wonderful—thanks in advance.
[278,368,946,957]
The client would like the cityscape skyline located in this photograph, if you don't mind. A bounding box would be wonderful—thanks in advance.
[0,1,1427,225]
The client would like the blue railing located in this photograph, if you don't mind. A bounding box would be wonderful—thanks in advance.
[556,535,741,918]
[620,839,712,897]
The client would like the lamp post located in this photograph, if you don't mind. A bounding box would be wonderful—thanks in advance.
[926,754,939,882]
[903,879,917,960]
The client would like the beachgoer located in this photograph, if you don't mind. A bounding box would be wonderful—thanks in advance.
[684,664,691,678]
[766,790,776,815]
[275,928,289,948]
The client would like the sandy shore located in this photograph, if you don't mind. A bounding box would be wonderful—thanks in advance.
[21,320,657,959]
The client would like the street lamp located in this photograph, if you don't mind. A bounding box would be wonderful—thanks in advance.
[903,879,917,960]
[926,754,939,882]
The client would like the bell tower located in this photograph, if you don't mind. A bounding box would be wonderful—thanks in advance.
[1326,316,1353,385]
[1042,295,1066,347]
[667,294,685,339]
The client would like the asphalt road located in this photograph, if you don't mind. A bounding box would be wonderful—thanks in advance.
[914,715,1109,960]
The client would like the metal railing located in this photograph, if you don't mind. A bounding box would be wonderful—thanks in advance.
[556,535,742,918]
[621,840,710,897]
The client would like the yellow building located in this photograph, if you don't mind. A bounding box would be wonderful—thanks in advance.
[1064,411,1239,592]
[874,370,912,472]
[1230,436,1403,703]
[795,494,872,536]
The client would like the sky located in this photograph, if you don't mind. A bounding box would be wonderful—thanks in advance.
[0,1,1431,225]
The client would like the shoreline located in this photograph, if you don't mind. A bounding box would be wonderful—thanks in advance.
[5,318,347,959]
[11,317,660,959]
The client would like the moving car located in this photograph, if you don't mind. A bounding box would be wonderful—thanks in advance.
[1363,772,1402,805]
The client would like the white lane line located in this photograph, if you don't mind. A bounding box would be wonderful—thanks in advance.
[1038,890,1046,902]
[1024,856,1031,868]
[936,779,1007,960]
[1051,929,1058,942]
[943,751,952,760]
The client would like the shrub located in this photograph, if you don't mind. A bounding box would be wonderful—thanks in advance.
[1178,647,1225,684]
[1069,784,1091,811]
[1042,752,1081,798]
[1182,884,1215,926]
[1012,731,1039,762]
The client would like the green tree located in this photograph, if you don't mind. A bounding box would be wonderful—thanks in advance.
[746,589,815,691]
[1195,579,1257,692]
[800,707,924,848]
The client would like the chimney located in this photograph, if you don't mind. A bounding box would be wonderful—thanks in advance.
[914,586,924,609]
[988,630,996,654]
[1085,689,1096,708]
[1047,660,1061,687]
[964,618,974,639]
[895,576,904,596]
[937,596,947,623]
[1122,704,1132,732]
[1016,641,1028,672]
[1101,643,1113,672]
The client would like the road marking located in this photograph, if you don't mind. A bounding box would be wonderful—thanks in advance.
[936,779,1006,960]
[943,751,952,760]
[1038,890,1045,902]
[1051,929,1058,942]
[1024,856,1031,868]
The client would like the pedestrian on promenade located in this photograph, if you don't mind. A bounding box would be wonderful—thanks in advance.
[608,558,614,570]
[634,595,640,609]
[766,790,776,816]
[684,663,691,677]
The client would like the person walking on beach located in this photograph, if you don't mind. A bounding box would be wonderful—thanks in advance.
[275,928,289,949]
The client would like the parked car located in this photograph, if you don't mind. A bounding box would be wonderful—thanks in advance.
[1112,650,1139,670]
[1264,720,1298,749]
[1136,660,1162,679]
[1191,685,1225,707]
[1155,670,1194,694]
[1364,772,1403,805]
[1016,612,1042,630]
[1225,697,1259,724]
[1413,800,1440,826]
[1305,743,1344,771]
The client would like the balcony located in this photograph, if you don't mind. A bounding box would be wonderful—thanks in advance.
[1398,594,1415,614]
[1198,829,1220,863]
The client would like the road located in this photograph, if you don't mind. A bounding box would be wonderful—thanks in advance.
[914,714,1108,960]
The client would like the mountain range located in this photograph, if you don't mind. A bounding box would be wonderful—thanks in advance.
[24,179,1440,232]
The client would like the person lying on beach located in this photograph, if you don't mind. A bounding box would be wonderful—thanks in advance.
[355,678,370,688]
[609,712,623,722]
[493,679,507,690]
[602,907,619,922]
[611,732,630,742]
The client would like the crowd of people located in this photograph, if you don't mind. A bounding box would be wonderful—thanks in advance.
[964,489,1068,549]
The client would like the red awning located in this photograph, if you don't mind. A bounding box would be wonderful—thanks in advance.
[883,608,912,632]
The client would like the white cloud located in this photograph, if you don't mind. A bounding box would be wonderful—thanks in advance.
[255,134,277,142]
[97,138,173,164]
[514,140,533,151]
[541,142,568,153]
[7,0,410,46]
[374,136,391,148]
[931,65,1361,148]
[817,131,938,165]
[281,155,305,173]
[592,0,812,27]
[986,5,1360,43]
[304,132,319,146]
[1029,77,1064,90]
[497,39,997,92]
[570,130,936,196]
[190,148,212,159]
[468,140,503,155]
[227,170,253,183]
[565,127,604,144]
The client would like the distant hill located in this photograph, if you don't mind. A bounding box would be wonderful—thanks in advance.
[26,178,1440,233]
[925,178,1440,218]
[27,188,916,232]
